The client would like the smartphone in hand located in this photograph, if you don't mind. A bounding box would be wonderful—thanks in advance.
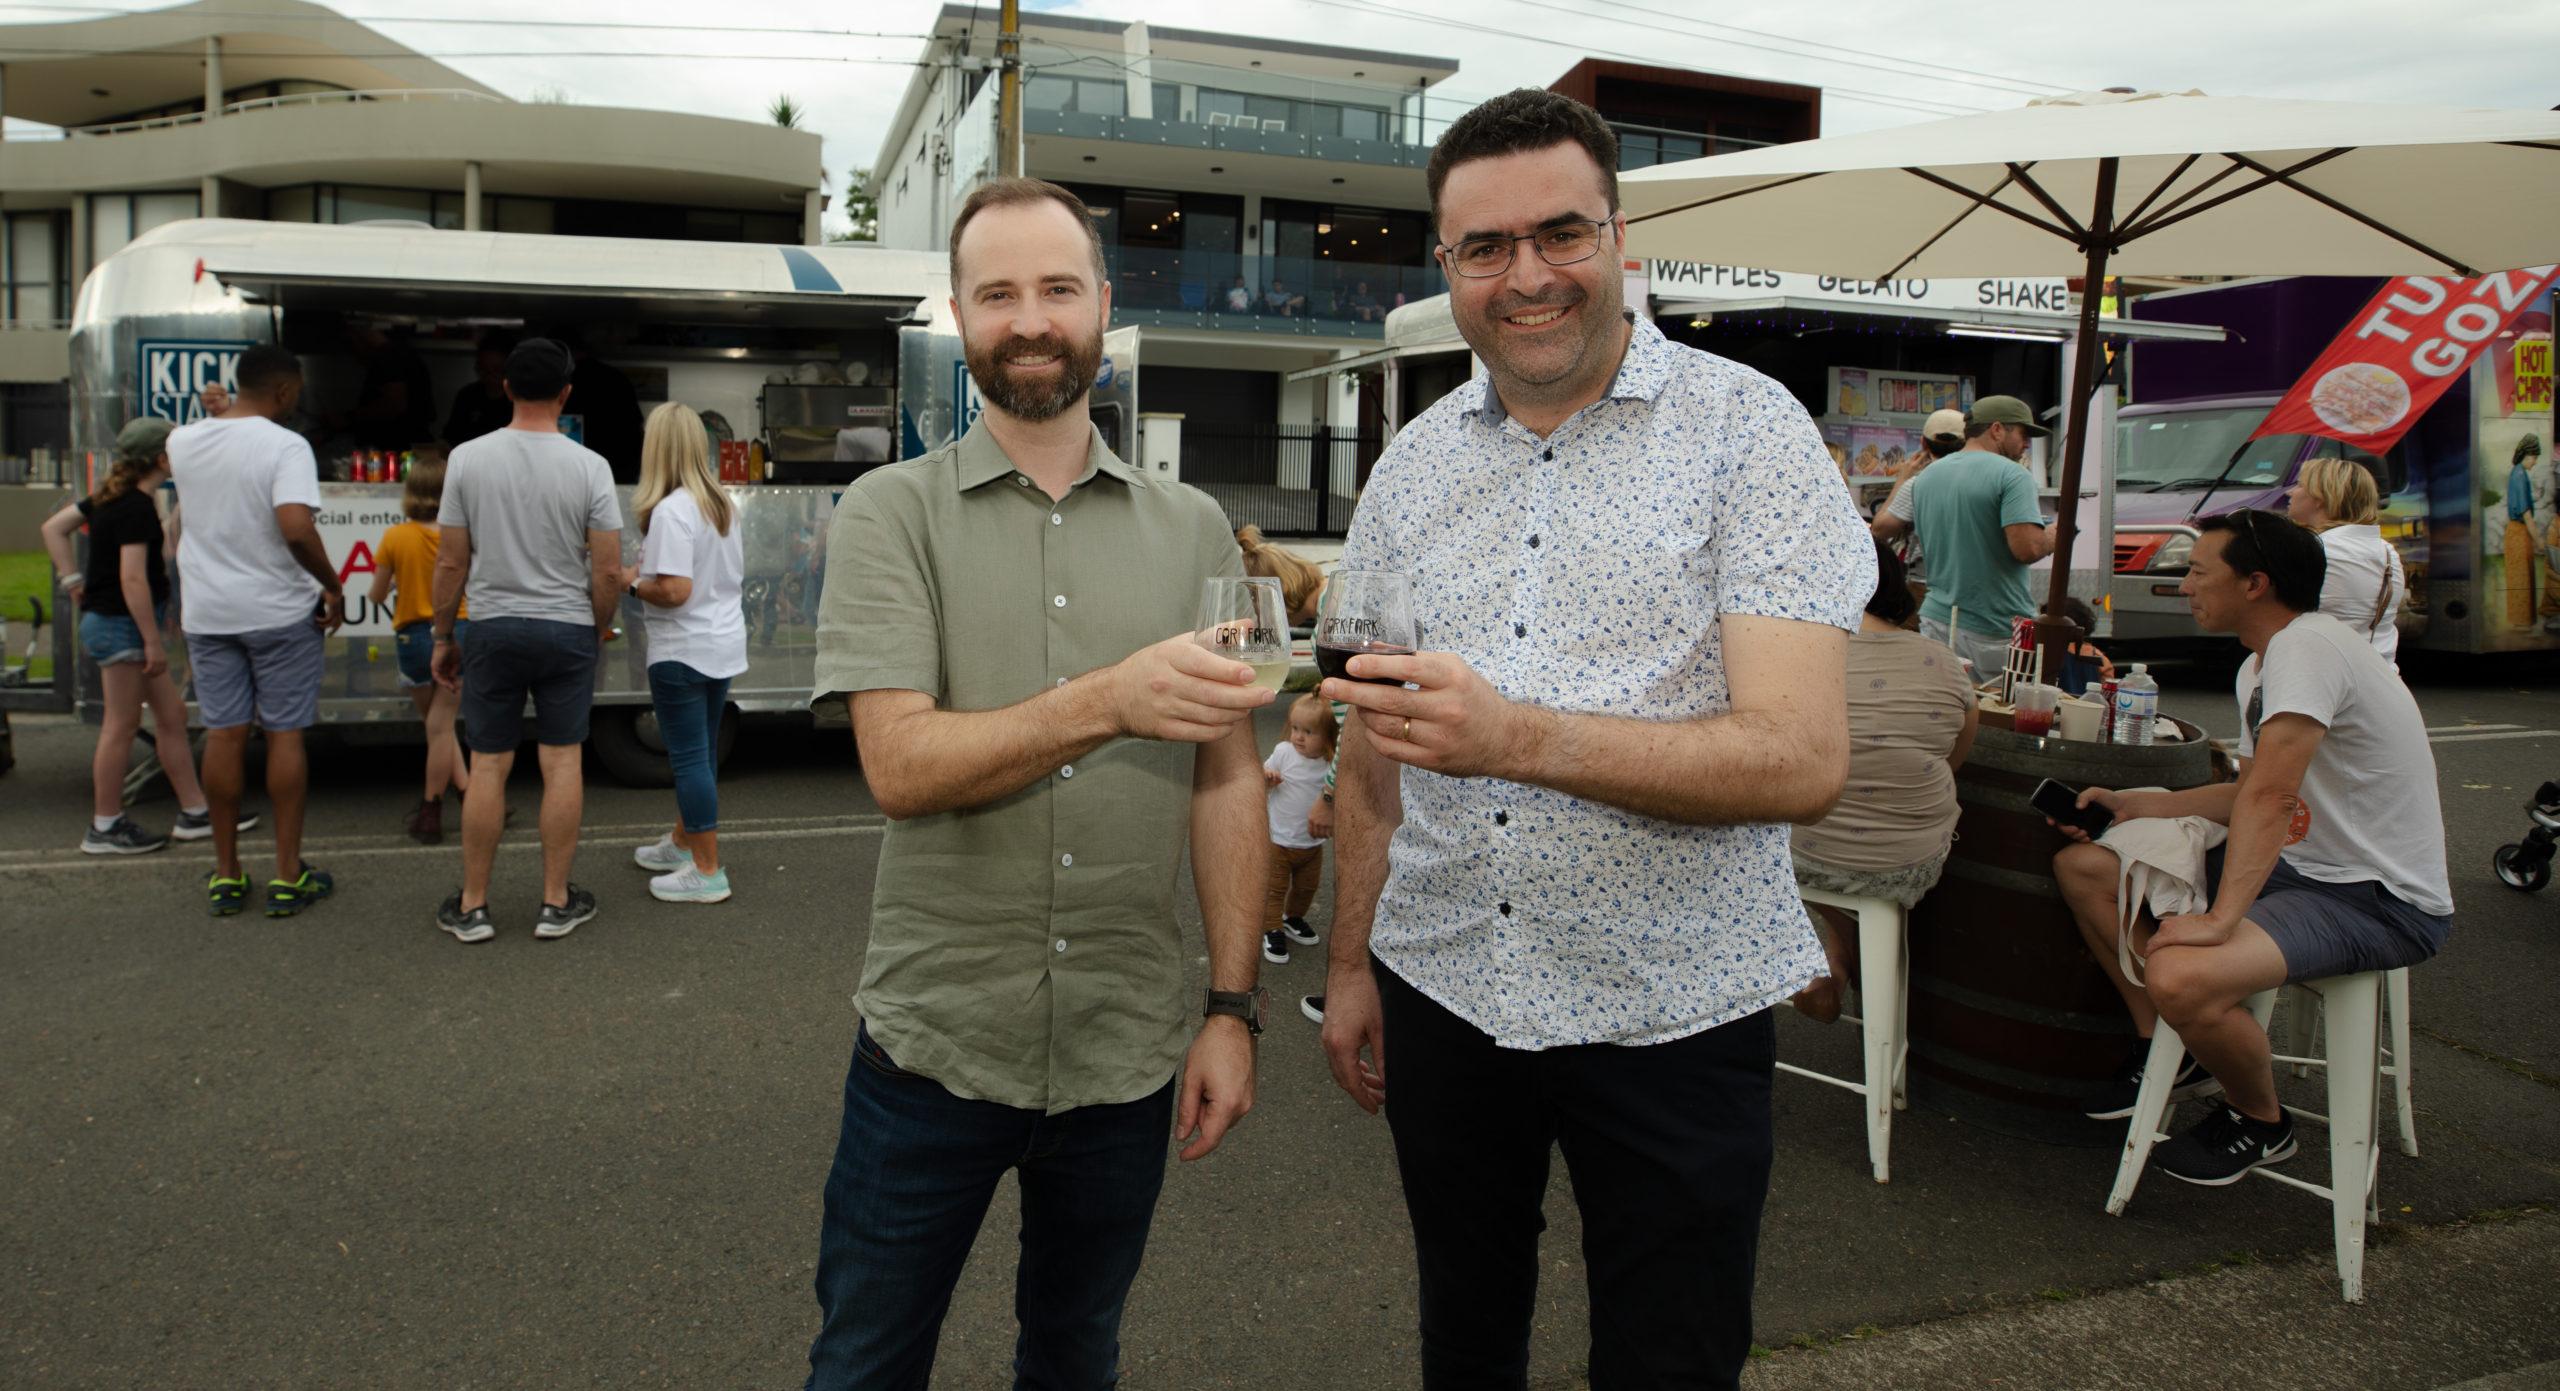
[2031,777,2114,838]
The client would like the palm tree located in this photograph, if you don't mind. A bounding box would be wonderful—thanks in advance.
[768,94,806,130]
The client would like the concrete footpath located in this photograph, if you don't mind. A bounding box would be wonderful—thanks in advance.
[1730,1207,2560,1391]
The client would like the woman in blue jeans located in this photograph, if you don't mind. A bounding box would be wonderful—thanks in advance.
[621,403,747,903]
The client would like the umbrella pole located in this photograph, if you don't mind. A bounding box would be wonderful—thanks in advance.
[2038,157,2119,679]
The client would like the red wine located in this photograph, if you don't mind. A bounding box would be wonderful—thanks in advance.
[1316,641,1415,686]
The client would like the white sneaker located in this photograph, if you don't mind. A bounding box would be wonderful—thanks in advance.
[650,864,731,903]
[634,834,687,872]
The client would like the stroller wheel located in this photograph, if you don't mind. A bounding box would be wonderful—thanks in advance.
[2493,844,2551,892]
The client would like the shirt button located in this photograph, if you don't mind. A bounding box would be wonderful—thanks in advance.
[1513,622,1527,639]
[1017,474,1030,486]
[1528,535,1540,548]
[1543,448,1554,461]
[1494,811,1508,826]
[1050,512,1063,525]
[1060,853,1074,867]
[1054,939,1067,953]
[1060,765,1074,778]
[1498,901,1512,916]
[1053,594,1068,608]
[1056,677,1069,688]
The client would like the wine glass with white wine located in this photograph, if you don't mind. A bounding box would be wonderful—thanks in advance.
[1195,576,1294,690]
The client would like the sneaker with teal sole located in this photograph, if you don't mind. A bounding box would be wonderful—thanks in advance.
[265,864,335,918]
[649,864,731,903]
[206,871,250,916]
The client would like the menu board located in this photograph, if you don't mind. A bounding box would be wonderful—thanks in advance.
[1829,367,1974,425]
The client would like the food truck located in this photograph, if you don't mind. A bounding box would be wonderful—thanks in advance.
[2105,275,2555,656]
[13,218,1141,783]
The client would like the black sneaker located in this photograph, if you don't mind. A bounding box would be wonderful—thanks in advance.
[437,893,495,944]
[265,864,335,917]
[171,808,259,842]
[1262,929,1291,965]
[1280,915,1319,946]
[1300,995,1326,1025]
[206,870,249,916]
[534,884,597,940]
[2082,1042,2224,1120]
[82,817,168,855]
[2156,1103,2298,1186]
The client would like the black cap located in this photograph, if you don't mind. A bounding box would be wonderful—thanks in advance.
[505,337,575,401]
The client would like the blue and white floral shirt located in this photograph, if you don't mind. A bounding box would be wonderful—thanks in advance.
[1341,314,1875,1049]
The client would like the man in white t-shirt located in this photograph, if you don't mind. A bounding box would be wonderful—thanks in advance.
[168,344,345,919]
[2051,508,2451,1187]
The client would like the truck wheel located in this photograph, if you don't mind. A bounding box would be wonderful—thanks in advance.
[588,704,739,788]
[2493,843,2551,893]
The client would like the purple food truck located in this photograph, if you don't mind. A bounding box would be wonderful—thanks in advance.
[2103,275,2556,656]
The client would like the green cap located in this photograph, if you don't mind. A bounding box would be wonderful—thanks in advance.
[116,416,175,463]
[1968,394,2050,438]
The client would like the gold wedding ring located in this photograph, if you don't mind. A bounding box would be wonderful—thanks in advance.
[1400,717,1413,741]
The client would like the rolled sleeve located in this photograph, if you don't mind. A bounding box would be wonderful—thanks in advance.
[811,473,945,708]
[1711,375,1875,632]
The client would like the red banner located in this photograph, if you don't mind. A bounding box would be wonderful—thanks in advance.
[2249,265,2560,452]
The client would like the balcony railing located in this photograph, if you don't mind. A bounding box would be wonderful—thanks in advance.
[56,89,504,139]
[1103,247,1441,332]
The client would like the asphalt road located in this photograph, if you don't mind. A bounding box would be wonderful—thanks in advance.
[3,651,2556,1389]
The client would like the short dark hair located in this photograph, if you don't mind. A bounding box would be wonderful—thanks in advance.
[1965,417,1999,441]
[2198,509,2326,613]
[1923,434,1961,459]
[1866,538,1917,624]
[1426,89,1620,240]
[505,337,575,401]
[948,177,1106,292]
[234,344,302,395]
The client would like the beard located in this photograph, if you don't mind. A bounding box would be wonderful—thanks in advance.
[965,325,1104,424]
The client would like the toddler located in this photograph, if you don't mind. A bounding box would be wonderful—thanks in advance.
[1261,693,1337,964]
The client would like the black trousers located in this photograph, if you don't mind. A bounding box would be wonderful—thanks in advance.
[1375,960,1777,1391]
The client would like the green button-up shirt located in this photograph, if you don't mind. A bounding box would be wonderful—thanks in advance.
[812,419,1242,1113]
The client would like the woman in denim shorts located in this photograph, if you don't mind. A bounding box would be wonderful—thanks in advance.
[368,458,472,842]
[39,417,241,854]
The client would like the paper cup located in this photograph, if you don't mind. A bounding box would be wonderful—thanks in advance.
[2056,696,2103,742]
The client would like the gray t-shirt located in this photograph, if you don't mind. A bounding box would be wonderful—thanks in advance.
[438,428,620,625]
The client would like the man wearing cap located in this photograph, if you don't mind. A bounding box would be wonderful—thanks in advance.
[1873,406,1970,577]
[1872,394,2056,672]
[429,336,625,943]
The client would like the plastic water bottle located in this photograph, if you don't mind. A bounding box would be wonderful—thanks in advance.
[2114,663,2159,747]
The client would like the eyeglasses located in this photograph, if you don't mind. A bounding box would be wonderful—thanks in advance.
[1437,219,1614,278]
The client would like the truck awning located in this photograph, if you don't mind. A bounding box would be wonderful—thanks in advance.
[210,270,925,331]
[1282,338,1470,382]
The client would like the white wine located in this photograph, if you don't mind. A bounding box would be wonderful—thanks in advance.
[1248,659,1294,690]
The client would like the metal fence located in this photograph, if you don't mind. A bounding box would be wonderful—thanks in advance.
[1180,422,1374,538]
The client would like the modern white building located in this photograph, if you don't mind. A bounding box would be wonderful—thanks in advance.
[871,5,1461,528]
[0,0,827,454]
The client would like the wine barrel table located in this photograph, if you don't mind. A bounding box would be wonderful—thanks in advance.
[1904,719,2216,1146]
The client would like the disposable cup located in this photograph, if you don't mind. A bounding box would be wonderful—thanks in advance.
[2056,696,2103,742]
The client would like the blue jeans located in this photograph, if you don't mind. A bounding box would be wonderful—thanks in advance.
[646,661,730,833]
[805,1025,1175,1391]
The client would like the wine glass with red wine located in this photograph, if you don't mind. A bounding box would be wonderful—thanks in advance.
[1314,570,1418,687]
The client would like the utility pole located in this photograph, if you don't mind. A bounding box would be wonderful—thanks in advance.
[996,0,1022,179]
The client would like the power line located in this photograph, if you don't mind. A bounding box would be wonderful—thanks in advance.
[1572,0,2066,98]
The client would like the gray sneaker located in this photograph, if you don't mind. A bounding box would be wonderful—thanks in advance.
[437,893,495,944]
[535,884,598,939]
[82,817,168,855]
[171,808,260,842]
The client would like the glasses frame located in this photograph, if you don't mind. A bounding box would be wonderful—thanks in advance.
[1435,217,1619,279]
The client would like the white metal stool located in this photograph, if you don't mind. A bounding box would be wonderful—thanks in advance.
[2283,968,2417,1158]
[2104,970,2389,1301]
[1778,889,1909,1183]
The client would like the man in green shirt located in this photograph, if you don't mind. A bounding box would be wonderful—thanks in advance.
[802,178,1273,1389]
[1872,394,2057,673]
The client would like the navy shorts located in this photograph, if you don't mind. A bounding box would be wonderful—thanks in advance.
[2206,845,2449,982]
[394,619,470,689]
[460,617,597,753]
[190,619,326,731]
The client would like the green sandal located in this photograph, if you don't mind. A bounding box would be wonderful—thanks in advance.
[206,871,250,917]
[265,864,336,918]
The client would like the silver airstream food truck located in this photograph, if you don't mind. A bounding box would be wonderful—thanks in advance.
[21,218,1140,784]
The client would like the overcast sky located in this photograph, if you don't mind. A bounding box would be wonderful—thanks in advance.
[6,0,2555,238]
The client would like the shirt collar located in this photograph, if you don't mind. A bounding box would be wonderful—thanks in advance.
[954,416,1146,493]
[1460,310,1677,428]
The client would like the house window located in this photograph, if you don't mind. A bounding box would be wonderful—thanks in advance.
[5,211,68,323]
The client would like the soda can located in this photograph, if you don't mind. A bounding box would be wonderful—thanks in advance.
[2097,679,2119,743]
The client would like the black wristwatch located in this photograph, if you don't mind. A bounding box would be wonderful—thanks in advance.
[1205,988,1266,1036]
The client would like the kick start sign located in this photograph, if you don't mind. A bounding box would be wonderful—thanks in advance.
[137,340,251,423]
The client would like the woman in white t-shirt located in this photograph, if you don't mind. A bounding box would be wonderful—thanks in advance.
[2286,454,2407,664]
[621,403,747,904]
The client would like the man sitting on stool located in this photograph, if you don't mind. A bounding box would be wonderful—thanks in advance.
[2049,509,2451,1186]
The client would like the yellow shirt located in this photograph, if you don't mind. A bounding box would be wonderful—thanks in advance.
[378,520,462,629]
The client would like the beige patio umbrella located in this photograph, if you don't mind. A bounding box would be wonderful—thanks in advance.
[1618,90,2560,652]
